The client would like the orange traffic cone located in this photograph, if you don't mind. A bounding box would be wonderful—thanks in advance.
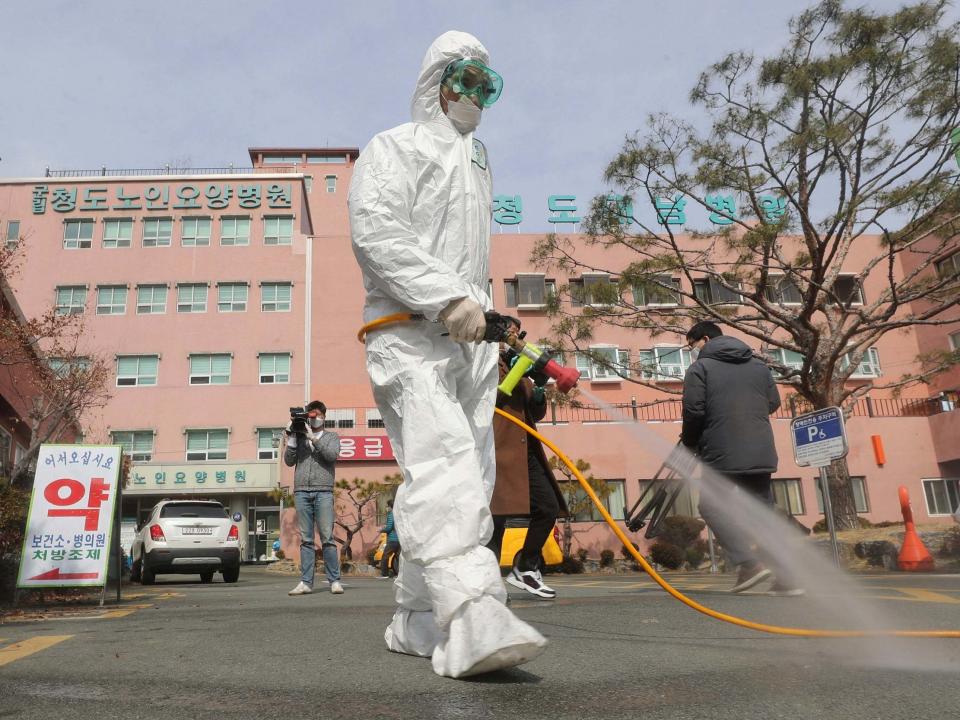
[897,485,935,572]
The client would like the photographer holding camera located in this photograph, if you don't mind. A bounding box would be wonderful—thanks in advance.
[285,400,344,596]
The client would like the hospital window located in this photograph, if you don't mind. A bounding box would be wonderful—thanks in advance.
[325,175,337,193]
[136,285,167,314]
[324,409,355,429]
[111,430,154,462]
[259,353,291,384]
[575,346,630,381]
[261,282,292,312]
[220,216,251,246]
[935,252,960,279]
[815,476,869,514]
[632,276,681,307]
[829,275,865,306]
[63,219,94,249]
[637,346,692,381]
[307,154,347,163]
[771,478,805,515]
[217,283,248,312]
[177,284,208,313]
[188,354,231,385]
[635,479,699,518]
[570,273,617,307]
[264,216,293,245]
[257,428,284,459]
[561,479,626,522]
[503,274,556,307]
[764,275,803,305]
[185,429,228,461]
[181,217,212,247]
[116,355,159,387]
[55,285,87,315]
[841,347,882,378]
[102,218,133,248]
[143,218,173,247]
[693,277,742,305]
[5,220,19,249]
[96,285,127,315]
[921,478,960,516]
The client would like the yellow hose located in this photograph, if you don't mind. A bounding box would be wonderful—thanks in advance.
[494,407,960,639]
[357,313,420,342]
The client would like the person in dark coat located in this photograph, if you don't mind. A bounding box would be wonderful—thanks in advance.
[681,321,800,595]
[487,329,568,599]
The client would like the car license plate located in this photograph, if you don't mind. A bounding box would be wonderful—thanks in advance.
[182,527,213,535]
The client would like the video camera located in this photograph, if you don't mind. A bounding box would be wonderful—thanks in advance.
[289,406,310,434]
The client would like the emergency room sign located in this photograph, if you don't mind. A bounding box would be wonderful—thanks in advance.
[17,444,122,588]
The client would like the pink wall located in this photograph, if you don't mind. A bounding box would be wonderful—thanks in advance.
[1,151,956,563]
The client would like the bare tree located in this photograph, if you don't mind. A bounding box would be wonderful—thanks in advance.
[334,474,400,561]
[534,1,960,529]
[0,232,111,487]
[547,456,611,558]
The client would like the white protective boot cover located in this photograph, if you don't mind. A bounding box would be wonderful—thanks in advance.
[350,30,548,679]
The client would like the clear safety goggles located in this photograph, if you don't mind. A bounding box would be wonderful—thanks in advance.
[441,58,503,108]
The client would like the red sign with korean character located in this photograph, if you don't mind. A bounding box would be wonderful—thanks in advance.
[337,435,395,462]
[18,444,122,588]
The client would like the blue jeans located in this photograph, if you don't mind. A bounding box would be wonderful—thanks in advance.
[294,490,340,586]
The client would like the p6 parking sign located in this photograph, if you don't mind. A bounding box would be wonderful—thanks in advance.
[17,444,122,588]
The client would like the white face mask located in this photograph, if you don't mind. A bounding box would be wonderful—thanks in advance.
[691,348,700,361]
[310,417,324,429]
[445,95,482,134]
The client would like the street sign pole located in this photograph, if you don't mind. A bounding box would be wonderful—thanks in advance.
[818,466,841,567]
[790,406,848,568]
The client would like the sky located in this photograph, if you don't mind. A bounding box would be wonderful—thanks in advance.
[0,0,939,232]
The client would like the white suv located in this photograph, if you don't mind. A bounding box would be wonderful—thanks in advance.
[131,500,240,584]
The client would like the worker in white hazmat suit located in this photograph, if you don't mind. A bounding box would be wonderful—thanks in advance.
[348,31,547,678]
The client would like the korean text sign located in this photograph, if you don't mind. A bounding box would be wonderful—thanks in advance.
[17,444,122,588]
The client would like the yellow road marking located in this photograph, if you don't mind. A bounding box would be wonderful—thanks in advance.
[0,635,72,667]
[888,588,960,604]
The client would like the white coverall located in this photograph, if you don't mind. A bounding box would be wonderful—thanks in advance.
[348,31,547,678]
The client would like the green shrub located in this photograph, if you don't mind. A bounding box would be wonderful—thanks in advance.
[621,541,640,560]
[275,549,285,561]
[684,546,705,568]
[561,555,585,574]
[599,549,615,567]
[650,541,684,570]
[576,548,588,563]
[812,516,874,533]
[0,486,30,600]
[940,527,960,558]
[656,516,706,549]
[366,547,378,565]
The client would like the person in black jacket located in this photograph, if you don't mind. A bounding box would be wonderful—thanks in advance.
[681,321,799,595]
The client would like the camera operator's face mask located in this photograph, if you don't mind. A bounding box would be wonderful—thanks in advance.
[309,414,325,429]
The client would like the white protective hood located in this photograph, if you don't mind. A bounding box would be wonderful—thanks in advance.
[349,30,494,325]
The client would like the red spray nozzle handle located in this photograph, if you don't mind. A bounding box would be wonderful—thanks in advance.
[542,359,580,394]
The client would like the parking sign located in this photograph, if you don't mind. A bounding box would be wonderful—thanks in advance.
[791,407,848,468]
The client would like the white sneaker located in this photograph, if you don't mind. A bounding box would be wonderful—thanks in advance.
[330,581,344,594]
[288,581,313,596]
[506,567,556,599]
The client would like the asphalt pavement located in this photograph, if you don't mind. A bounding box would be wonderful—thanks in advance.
[2,566,960,720]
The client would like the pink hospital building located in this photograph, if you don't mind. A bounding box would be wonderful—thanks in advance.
[0,147,957,561]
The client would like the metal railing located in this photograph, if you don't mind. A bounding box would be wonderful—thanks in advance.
[334,393,957,430]
[44,166,301,178]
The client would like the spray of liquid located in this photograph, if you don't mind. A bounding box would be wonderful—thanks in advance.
[575,387,960,672]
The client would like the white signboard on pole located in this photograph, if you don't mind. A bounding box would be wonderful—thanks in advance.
[17,444,122,588]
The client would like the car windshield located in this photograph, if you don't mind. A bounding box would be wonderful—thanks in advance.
[159,503,226,519]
